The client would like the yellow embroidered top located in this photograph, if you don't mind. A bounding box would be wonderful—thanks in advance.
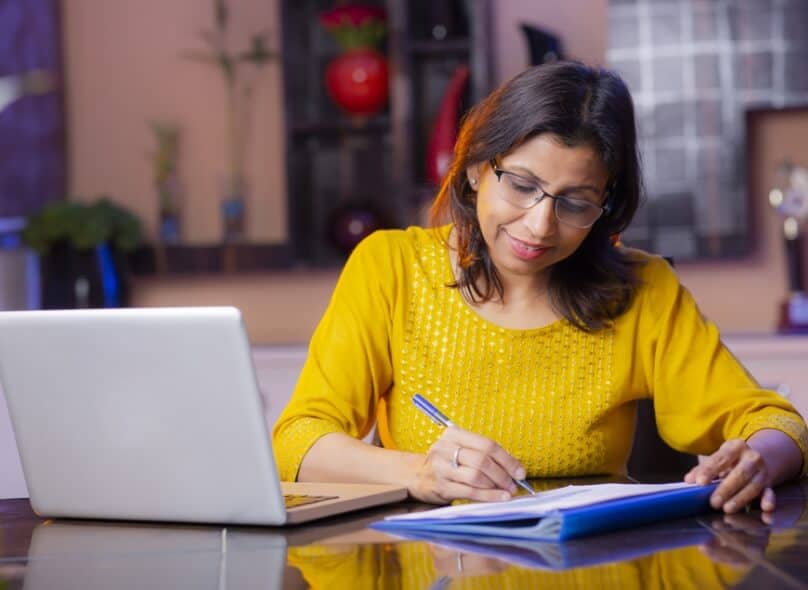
[272,225,808,482]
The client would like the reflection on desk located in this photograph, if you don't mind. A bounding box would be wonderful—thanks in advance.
[0,480,805,590]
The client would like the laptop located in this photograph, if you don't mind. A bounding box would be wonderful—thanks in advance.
[0,307,407,525]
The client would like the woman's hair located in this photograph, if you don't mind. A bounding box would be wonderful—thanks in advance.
[430,61,643,332]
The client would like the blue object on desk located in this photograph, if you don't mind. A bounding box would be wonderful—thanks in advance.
[372,482,719,542]
[411,394,536,496]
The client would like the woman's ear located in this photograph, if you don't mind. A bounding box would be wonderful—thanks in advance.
[465,164,481,190]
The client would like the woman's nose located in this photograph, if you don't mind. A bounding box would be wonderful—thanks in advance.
[522,195,558,237]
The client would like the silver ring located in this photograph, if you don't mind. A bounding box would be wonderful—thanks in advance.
[451,446,462,470]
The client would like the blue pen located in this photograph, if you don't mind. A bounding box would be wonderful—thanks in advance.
[412,394,536,496]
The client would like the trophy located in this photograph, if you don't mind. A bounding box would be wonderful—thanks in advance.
[769,162,808,332]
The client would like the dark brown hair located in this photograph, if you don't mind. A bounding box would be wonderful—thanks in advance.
[430,61,643,332]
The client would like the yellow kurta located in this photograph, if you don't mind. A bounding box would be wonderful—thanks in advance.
[272,225,808,482]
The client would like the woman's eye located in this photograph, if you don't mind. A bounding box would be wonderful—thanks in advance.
[508,178,536,194]
[559,198,591,213]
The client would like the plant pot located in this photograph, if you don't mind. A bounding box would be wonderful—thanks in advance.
[40,241,130,309]
[324,48,389,116]
[220,174,247,242]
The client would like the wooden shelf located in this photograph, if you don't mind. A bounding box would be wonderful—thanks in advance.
[407,38,471,56]
[129,243,294,276]
[291,115,390,137]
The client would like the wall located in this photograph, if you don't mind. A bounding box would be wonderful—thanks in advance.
[65,1,802,343]
[493,0,609,77]
[63,0,287,244]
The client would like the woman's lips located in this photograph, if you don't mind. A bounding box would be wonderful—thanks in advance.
[505,231,551,261]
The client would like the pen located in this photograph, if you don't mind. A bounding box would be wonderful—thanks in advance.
[412,393,536,496]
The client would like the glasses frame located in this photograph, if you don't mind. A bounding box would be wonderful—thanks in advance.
[488,159,609,229]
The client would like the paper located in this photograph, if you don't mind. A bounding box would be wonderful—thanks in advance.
[384,481,699,523]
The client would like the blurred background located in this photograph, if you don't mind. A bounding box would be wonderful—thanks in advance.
[2,0,808,343]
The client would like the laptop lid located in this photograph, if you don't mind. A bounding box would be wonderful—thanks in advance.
[0,307,405,526]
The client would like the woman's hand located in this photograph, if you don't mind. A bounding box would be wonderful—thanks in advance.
[684,438,775,514]
[409,426,526,504]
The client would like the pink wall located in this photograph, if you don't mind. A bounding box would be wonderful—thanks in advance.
[494,0,609,80]
[63,0,287,244]
[63,0,802,342]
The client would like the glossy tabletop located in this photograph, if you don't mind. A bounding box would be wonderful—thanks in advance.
[0,478,806,590]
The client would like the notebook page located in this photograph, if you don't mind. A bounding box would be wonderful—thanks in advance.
[385,482,700,522]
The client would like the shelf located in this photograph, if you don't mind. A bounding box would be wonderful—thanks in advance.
[280,0,492,266]
[407,38,471,56]
[129,243,294,276]
[291,115,390,137]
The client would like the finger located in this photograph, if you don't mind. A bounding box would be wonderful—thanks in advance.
[722,471,768,513]
[760,487,776,513]
[444,427,526,481]
[452,447,518,493]
[710,448,764,508]
[432,445,515,494]
[433,478,512,503]
[693,443,744,484]
[711,449,768,511]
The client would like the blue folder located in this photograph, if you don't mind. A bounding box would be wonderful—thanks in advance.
[372,483,719,541]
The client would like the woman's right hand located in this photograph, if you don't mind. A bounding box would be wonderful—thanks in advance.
[409,425,527,504]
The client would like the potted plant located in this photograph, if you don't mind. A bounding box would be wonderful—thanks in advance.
[22,198,143,309]
[183,0,279,241]
[149,121,182,243]
[320,3,388,116]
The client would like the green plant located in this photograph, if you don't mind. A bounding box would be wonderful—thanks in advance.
[22,198,143,256]
[149,121,182,213]
[183,0,279,193]
[320,4,386,51]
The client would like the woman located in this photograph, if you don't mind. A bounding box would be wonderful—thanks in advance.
[273,62,807,512]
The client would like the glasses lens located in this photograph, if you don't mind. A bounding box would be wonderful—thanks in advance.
[499,172,538,208]
[555,197,602,228]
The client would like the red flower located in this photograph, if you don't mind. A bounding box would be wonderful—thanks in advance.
[320,4,386,51]
[320,4,385,28]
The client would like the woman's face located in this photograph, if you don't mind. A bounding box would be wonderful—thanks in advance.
[467,133,610,289]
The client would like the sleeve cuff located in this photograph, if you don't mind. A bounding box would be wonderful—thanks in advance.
[274,417,344,482]
[737,412,808,478]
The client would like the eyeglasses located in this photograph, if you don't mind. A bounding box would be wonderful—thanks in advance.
[489,160,609,229]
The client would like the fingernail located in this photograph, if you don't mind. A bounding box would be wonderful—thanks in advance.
[500,492,511,502]
[508,483,517,494]
[725,501,736,512]
[711,494,723,508]
[697,476,709,485]
[515,467,526,480]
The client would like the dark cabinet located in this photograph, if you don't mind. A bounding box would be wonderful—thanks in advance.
[280,0,493,266]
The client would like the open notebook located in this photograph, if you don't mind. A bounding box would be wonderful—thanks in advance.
[372,481,719,541]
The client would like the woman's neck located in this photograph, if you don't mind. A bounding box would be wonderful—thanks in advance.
[447,228,558,329]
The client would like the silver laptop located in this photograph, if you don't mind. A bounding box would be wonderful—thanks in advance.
[0,307,406,525]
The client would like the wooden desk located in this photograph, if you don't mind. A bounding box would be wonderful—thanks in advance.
[1,479,806,589]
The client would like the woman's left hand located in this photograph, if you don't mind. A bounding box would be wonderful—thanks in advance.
[684,438,775,514]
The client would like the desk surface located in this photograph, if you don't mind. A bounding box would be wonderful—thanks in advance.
[0,480,806,590]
